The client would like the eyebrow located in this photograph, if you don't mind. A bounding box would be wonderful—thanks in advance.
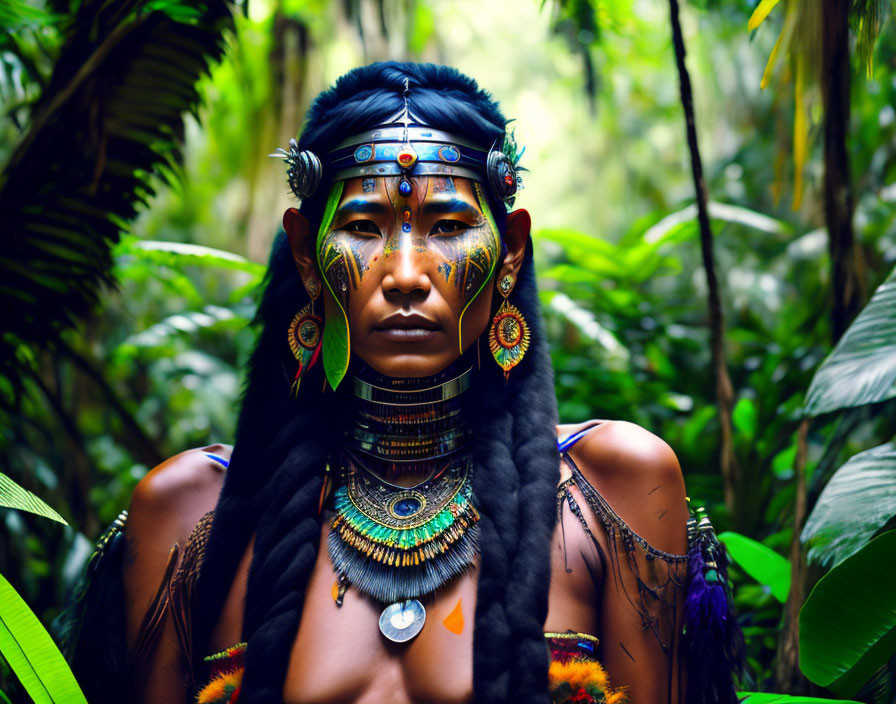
[421,199,481,217]
[335,199,389,216]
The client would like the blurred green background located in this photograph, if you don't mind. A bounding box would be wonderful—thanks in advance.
[2,0,896,700]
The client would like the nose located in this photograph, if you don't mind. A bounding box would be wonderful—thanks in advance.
[381,231,431,300]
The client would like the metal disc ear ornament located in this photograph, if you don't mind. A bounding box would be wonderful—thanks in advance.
[306,278,322,301]
[287,303,322,395]
[270,138,322,200]
[379,599,426,643]
[486,149,518,204]
[488,298,530,378]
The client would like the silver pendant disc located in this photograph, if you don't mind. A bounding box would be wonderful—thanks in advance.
[379,599,426,643]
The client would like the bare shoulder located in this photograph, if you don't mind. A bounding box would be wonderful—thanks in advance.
[128,443,231,542]
[567,420,688,554]
[123,444,231,640]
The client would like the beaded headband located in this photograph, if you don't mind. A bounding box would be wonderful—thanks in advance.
[271,81,522,208]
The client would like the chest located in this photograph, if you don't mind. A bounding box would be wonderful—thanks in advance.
[282,526,477,704]
[208,479,603,703]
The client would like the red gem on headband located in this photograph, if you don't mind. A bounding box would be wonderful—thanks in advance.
[397,146,418,169]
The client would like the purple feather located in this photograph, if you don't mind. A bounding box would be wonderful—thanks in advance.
[685,545,729,633]
[682,511,745,704]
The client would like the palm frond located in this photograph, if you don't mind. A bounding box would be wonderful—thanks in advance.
[0,0,235,407]
[851,0,892,75]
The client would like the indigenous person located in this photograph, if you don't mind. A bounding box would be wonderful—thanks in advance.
[64,62,742,704]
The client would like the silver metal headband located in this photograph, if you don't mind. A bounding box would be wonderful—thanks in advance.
[332,125,482,151]
[271,85,521,206]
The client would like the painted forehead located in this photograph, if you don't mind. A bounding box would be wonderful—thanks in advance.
[334,175,488,210]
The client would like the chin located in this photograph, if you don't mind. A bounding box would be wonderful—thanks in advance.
[359,351,460,379]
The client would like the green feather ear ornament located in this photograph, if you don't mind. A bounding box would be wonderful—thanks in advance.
[316,181,349,390]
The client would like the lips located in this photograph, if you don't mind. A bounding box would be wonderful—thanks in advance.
[375,313,440,342]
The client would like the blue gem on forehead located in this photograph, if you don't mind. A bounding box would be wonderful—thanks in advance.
[398,179,412,197]
[402,223,412,233]
[354,144,374,162]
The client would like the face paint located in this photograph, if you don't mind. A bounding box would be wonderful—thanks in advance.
[319,208,381,308]
[442,598,464,635]
[432,177,457,194]
[430,218,500,296]
[319,175,503,379]
[455,182,501,353]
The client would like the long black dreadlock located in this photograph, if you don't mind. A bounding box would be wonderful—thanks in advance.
[191,62,560,704]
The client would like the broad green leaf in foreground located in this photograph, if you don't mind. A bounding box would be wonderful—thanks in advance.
[800,530,896,695]
[0,573,88,704]
[738,694,859,704]
[803,265,896,417]
[719,531,790,602]
[0,473,67,525]
[802,442,896,567]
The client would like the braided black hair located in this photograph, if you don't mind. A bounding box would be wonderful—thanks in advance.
[192,61,559,704]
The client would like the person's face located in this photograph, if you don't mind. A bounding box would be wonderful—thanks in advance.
[285,175,529,379]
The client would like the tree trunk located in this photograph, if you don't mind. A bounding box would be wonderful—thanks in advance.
[823,0,863,342]
[668,0,740,521]
[775,418,810,692]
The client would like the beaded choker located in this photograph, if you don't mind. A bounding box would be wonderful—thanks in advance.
[328,360,480,641]
[346,363,474,466]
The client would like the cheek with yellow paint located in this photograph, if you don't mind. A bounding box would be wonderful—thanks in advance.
[431,223,501,306]
[318,230,381,309]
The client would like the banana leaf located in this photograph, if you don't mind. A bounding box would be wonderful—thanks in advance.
[0,573,87,704]
[803,265,896,417]
[799,530,896,695]
[802,442,896,567]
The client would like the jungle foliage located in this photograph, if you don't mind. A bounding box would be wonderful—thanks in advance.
[2,0,896,701]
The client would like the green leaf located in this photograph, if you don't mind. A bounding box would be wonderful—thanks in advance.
[803,266,896,417]
[732,397,758,438]
[643,201,790,245]
[738,694,860,704]
[0,573,88,704]
[0,473,67,525]
[0,0,58,31]
[802,442,896,567]
[116,238,266,277]
[771,444,797,479]
[0,0,234,397]
[317,182,348,390]
[799,530,896,695]
[747,0,782,30]
[719,531,791,602]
